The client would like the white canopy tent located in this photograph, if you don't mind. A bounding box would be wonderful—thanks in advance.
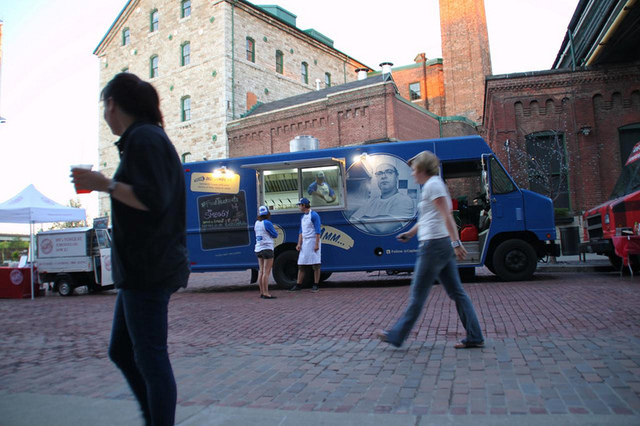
[0,184,86,299]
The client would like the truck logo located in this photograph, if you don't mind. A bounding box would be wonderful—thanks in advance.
[10,269,24,285]
[104,255,112,271]
[41,238,53,255]
[321,226,354,250]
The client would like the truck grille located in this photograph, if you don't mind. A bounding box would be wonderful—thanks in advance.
[586,214,603,239]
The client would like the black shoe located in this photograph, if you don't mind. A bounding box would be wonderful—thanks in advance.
[260,295,265,298]
[311,285,319,293]
[263,295,277,299]
[288,285,301,292]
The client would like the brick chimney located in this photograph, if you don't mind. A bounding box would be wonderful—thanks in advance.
[439,0,492,123]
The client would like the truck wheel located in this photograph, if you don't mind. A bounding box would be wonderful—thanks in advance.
[320,272,332,282]
[56,275,75,297]
[492,239,537,281]
[273,250,299,289]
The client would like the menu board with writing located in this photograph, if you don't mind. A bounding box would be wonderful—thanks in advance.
[198,192,250,250]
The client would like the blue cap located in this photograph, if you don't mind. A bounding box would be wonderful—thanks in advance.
[258,205,269,215]
[297,198,310,205]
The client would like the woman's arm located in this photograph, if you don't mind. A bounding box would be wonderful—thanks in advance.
[433,196,467,260]
[397,223,419,242]
[72,170,149,211]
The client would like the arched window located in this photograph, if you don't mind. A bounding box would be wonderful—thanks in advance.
[301,62,309,84]
[181,96,191,122]
[150,55,159,78]
[150,9,159,32]
[619,123,640,166]
[275,50,284,74]
[246,37,255,62]
[122,28,130,46]
[181,0,191,18]
[325,72,331,88]
[181,42,191,66]
[525,131,569,209]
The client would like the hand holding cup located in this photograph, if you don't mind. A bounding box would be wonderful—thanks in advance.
[70,164,94,194]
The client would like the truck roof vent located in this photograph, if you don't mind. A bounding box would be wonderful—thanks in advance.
[290,135,318,152]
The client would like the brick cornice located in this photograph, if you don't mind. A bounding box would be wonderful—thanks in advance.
[486,66,640,95]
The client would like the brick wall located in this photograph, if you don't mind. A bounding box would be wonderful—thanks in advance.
[388,58,445,116]
[483,64,640,212]
[439,0,492,123]
[227,81,441,158]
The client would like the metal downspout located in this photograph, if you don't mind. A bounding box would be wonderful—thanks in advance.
[231,1,236,120]
[343,61,346,84]
[568,29,576,71]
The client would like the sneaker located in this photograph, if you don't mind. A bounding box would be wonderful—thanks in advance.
[376,330,401,348]
[454,340,485,349]
[311,285,319,293]
[288,285,301,292]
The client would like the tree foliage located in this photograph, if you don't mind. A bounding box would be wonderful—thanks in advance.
[49,198,87,230]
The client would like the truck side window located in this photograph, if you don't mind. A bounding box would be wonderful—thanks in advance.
[490,157,516,194]
[263,168,299,211]
[303,166,342,209]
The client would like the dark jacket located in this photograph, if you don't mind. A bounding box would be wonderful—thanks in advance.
[111,121,190,289]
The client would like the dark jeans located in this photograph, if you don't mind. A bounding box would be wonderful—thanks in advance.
[386,237,484,347]
[109,287,179,426]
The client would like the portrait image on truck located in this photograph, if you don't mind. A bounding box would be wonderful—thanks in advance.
[37,219,114,296]
[185,136,559,287]
[579,141,640,269]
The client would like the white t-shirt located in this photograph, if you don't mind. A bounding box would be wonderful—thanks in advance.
[417,176,451,242]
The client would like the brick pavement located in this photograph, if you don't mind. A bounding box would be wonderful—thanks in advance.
[1,270,640,423]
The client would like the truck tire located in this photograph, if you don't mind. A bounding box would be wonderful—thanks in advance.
[320,272,332,282]
[492,239,537,281]
[56,275,75,297]
[273,250,299,289]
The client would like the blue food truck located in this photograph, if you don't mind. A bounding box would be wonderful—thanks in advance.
[185,136,559,286]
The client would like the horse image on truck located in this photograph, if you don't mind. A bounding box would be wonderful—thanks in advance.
[185,136,559,286]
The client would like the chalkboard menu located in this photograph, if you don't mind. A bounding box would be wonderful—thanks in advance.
[198,192,250,250]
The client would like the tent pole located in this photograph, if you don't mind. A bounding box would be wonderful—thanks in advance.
[30,221,35,300]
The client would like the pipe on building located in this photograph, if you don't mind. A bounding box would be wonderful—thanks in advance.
[586,0,636,66]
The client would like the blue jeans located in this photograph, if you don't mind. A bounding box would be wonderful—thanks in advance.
[386,237,484,347]
[109,287,179,426]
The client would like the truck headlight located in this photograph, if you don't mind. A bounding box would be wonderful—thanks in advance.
[605,213,610,224]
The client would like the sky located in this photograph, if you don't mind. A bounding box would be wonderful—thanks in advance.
[0,0,578,234]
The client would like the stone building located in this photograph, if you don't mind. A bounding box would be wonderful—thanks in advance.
[94,0,367,214]
[483,0,640,213]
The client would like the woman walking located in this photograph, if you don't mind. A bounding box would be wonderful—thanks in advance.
[377,151,484,349]
[255,205,278,299]
[72,72,190,425]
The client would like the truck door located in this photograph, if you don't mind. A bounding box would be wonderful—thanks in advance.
[94,229,114,286]
[482,154,525,232]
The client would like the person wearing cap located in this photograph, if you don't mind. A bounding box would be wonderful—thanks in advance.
[350,163,415,234]
[254,205,278,299]
[307,171,336,206]
[376,151,484,349]
[289,198,322,292]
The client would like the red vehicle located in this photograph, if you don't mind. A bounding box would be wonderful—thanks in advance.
[579,141,640,268]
